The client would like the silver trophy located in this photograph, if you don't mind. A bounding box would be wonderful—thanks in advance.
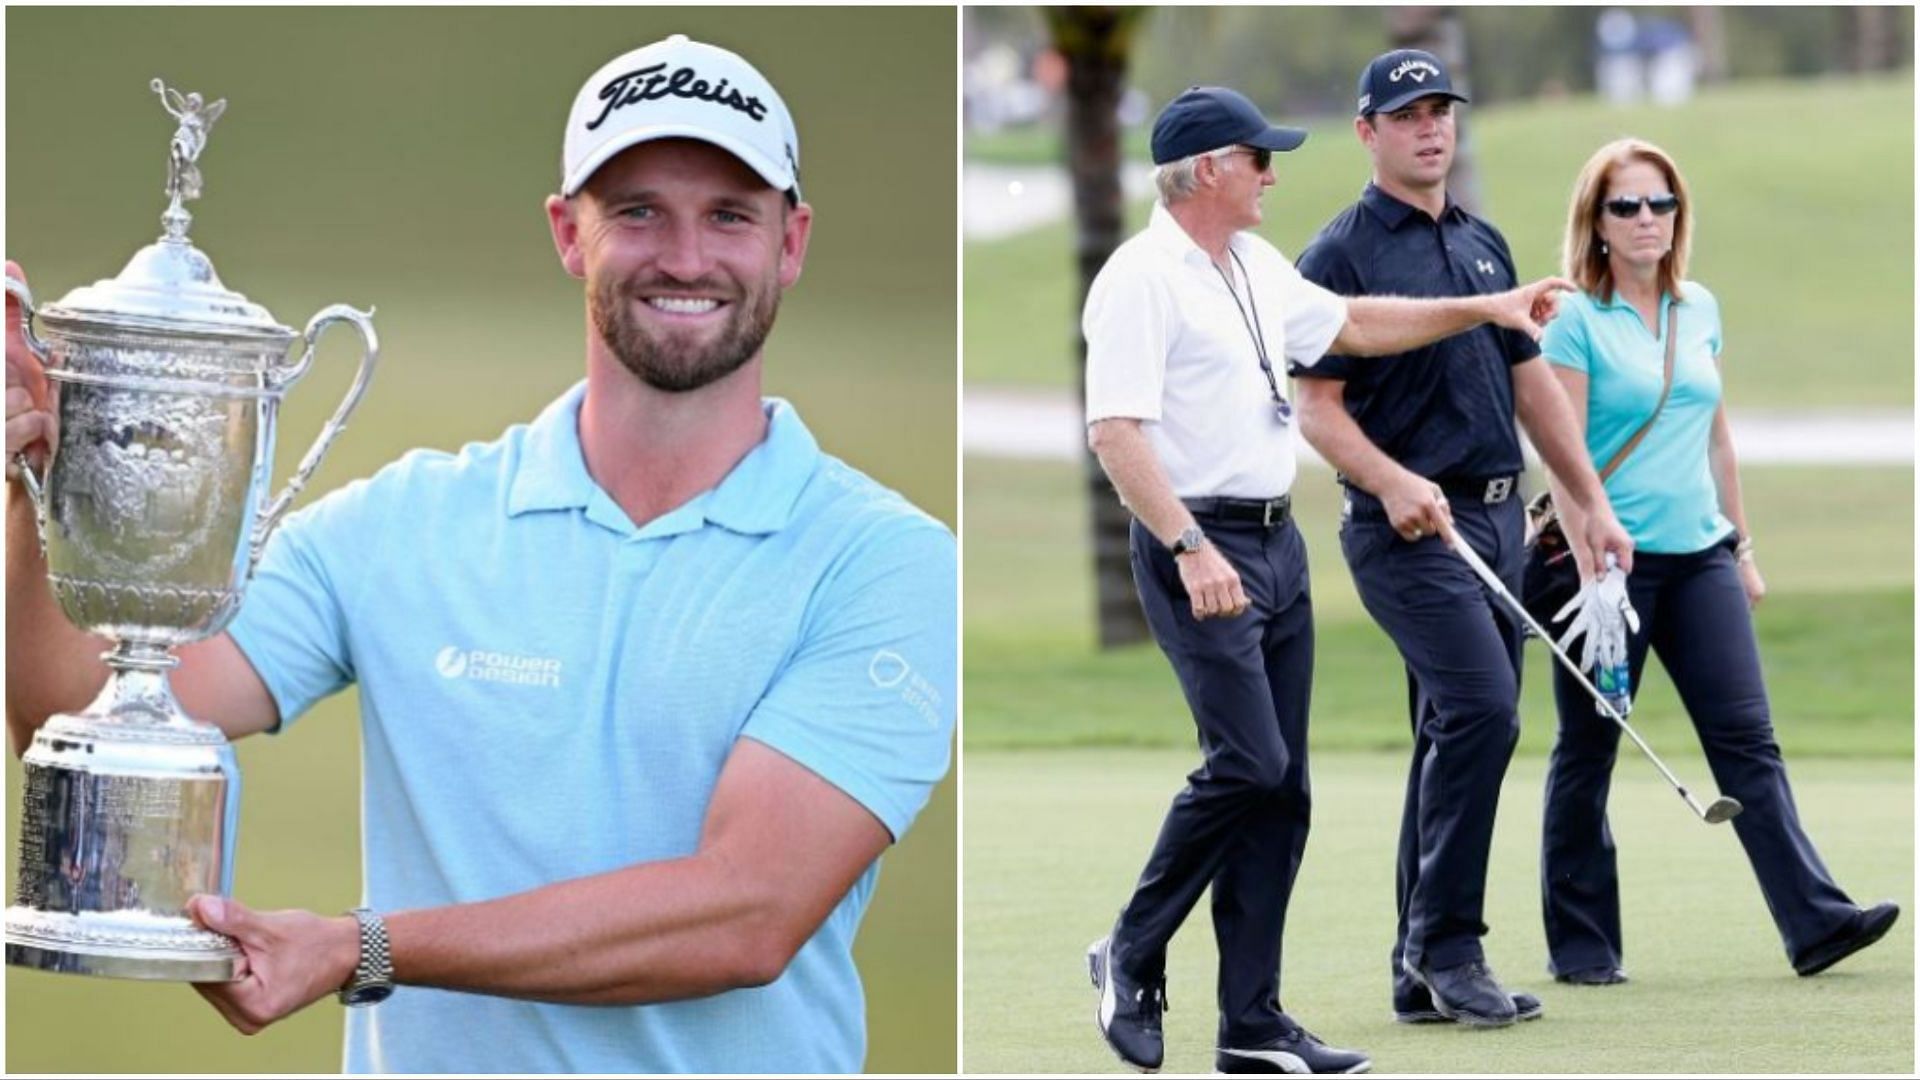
[5,79,378,981]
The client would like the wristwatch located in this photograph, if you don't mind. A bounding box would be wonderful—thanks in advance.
[1171,525,1207,557]
[338,907,394,1007]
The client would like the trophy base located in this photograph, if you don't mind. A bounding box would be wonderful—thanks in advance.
[5,907,243,982]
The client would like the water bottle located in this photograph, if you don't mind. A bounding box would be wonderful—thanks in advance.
[1595,659,1632,717]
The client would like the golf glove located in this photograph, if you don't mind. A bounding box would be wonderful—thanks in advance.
[1552,558,1640,674]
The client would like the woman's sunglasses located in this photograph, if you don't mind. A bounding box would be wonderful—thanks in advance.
[1603,194,1680,219]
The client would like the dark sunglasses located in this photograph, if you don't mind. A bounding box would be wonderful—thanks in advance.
[1602,193,1680,219]
[1222,146,1273,172]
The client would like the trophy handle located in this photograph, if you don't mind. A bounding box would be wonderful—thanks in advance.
[249,304,379,575]
[4,274,53,557]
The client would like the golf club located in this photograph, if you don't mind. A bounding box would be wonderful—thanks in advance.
[1443,527,1742,826]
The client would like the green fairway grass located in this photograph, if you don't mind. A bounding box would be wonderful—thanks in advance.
[962,456,1913,1070]
[965,458,1914,758]
[963,748,1913,1075]
[964,74,1914,408]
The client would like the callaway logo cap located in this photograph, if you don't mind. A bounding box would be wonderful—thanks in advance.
[1150,86,1307,166]
[561,33,801,202]
[1357,48,1469,117]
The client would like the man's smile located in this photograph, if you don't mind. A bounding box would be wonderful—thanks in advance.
[640,294,730,319]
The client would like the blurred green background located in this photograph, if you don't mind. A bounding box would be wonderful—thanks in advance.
[6,6,955,1074]
[961,8,1912,1074]
[966,74,1915,405]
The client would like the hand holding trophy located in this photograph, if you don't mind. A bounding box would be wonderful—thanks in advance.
[5,78,378,981]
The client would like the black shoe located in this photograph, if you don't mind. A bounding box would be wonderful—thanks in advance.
[1215,1024,1372,1074]
[1795,901,1900,976]
[1088,936,1166,1072]
[1393,984,1543,1024]
[1403,958,1519,1028]
[1553,966,1629,986]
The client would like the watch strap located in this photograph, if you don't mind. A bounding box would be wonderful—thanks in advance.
[338,907,393,1006]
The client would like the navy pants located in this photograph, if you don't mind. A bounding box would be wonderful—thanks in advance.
[1541,540,1859,974]
[1114,514,1313,1046]
[1339,489,1525,999]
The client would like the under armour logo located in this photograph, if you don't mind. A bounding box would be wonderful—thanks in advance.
[1476,259,1496,275]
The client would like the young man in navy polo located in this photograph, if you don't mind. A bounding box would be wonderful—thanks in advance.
[1292,50,1633,1029]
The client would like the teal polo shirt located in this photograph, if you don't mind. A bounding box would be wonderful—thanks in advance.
[1540,282,1733,554]
[227,382,955,1074]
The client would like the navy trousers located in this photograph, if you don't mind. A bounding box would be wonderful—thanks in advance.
[1114,514,1313,1046]
[1541,540,1859,974]
[1339,489,1525,999]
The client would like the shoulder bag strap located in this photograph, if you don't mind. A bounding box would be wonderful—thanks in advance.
[1595,304,1679,482]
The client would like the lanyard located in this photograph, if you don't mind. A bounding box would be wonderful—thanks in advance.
[1212,249,1294,426]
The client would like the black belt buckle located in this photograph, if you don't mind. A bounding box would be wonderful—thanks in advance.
[1484,476,1514,504]
[1262,497,1286,527]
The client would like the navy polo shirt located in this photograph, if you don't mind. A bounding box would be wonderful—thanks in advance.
[1291,183,1538,481]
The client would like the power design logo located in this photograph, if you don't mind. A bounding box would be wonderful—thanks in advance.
[436,646,563,689]
[435,646,469,679]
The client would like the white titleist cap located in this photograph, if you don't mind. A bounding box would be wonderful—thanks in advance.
[561,34,801,201]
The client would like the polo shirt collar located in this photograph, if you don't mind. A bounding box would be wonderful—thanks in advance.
[1590,287,1674,312]
[1360,182,1466,230]
[1148,200,1253,268]
[508,382,597,517]
[507,381,821,538]
[701,398,820,535]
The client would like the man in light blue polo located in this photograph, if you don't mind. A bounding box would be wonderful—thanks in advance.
[3,34,953,1074]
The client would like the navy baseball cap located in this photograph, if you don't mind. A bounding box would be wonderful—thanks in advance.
[1356,49,1469,116]
[1150,86,1307,166]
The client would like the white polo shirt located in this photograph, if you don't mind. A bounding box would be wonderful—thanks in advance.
[1083,201,1347,498]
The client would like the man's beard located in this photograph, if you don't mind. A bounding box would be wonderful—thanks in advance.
[590,271,781,393]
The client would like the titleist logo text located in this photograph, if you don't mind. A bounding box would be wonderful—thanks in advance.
[588,63,768,130]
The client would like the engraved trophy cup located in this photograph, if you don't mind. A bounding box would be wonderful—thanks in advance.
[5,79,378,980]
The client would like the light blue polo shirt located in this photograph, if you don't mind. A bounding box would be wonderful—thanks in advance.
[227,382,955,1074]
[1541,282,1733,554]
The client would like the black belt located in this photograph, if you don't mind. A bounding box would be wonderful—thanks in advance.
[1182,494,1293,527]
[1434,474,1519,505]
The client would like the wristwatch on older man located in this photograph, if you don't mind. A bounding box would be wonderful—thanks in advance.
[338,907,394,1007]
[1171,525,1208,558]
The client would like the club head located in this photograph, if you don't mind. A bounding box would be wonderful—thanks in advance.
[1703,796,1743,824]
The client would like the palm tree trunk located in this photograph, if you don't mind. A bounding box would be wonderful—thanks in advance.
[1388,6,1482,215]
[1047,7,1150,648]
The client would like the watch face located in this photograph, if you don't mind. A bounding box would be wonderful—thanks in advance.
[344,983,394,1007]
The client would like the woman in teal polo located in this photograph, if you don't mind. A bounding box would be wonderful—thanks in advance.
[1534,138,1895,985]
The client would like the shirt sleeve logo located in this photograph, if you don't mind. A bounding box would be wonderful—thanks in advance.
[1476,258,1496,275]
[868,649,944,729]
